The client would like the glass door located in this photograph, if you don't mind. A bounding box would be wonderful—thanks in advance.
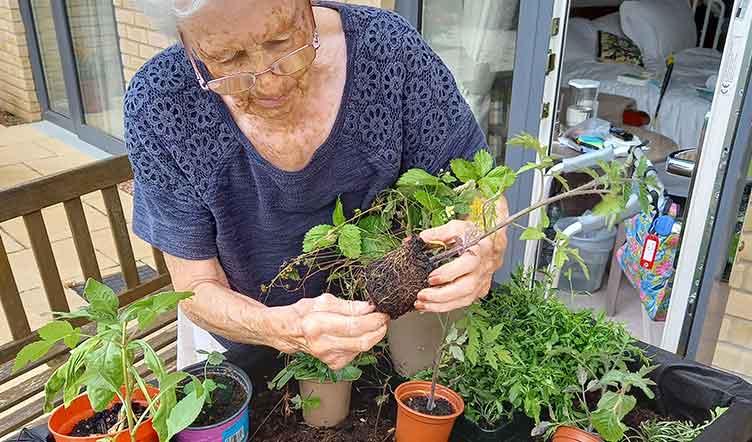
[21,0,126,153]
[396,0,565,280]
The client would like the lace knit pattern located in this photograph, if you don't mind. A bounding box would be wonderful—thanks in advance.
[124,1,484,349]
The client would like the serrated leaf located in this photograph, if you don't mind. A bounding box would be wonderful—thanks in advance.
[520,227,546,241]
[577,367,588,386]
[357,215,386,234]
[594,194,623,217]
[338,224,362,259]
[333,197,346,226]
[531,421,553,437]
[563,385,580,394]
[516,162,541,176]
[338,365,363,382]
[473,150,494,177]
[451,158,479,183]
[449,345,465,362]
[397,168,441,187]
[14,340,54,373]
[302,224,337,253]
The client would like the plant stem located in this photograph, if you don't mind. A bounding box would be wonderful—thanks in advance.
[427,313,450,411]
[429,180,607,264]
[120,322,136,442]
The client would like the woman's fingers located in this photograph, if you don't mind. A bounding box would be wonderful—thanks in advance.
[312,293,375,316]
[419,220,473,244]
[417,272,478,304]
[427,247,481,286]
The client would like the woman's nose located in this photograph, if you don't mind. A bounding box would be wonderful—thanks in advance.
[253,71,291,96]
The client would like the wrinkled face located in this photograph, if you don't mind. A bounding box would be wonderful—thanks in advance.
[179,0,316,118]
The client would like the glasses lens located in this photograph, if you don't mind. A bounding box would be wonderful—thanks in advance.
[209,74,255,95]
[273,45,317,76]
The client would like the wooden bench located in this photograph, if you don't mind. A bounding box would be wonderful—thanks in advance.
[0,155,176,439]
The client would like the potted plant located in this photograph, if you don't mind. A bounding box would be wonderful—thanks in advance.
[269,352,376,428]
[394,314,466,442]
[14,279,215,442]
[175,351,253,442]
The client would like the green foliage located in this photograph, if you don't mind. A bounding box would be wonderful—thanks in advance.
[634,407,727,442]
[291,394,321,413]
[14,279,205,442]
[427,270,645,429]
[269,352,377,390]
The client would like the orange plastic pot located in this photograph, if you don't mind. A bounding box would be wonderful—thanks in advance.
[552,426,604,442]
[49,386,160,442]
[394,381,464,442]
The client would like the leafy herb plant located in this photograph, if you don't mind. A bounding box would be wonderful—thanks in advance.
[14,279,215,442]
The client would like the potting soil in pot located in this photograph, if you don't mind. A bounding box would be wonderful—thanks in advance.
[405,396,454,416]
[250,381,397,442]
[69,403,147,437]
[178,374,244,427]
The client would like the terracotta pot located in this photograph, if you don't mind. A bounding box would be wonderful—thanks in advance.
[298,380,352,428]
[552,426,604,442]
[49,386,159,442]
[394,381,464,442]
[389,310,465,377]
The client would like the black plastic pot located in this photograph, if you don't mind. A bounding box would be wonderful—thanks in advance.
[175,361,253,442]
[449,412,533,442]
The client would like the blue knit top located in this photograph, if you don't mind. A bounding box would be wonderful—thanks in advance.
[124,2,485,350]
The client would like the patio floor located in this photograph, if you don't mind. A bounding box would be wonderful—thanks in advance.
[0,123,155,345]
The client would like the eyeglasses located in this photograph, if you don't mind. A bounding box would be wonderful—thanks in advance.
[181,28,320,96]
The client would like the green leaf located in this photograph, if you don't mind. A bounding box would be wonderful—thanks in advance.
[86,373,118,412]
[449,345,465,362]
[478,166,516,197]
[357,215,386,234]
[473,150,494,177]
[152,385,176,442]
[593,194,623,217]
[167,389,207,440]
[14,340,54,373]
[83,279,119,321]
[38,321,75,342]
[520,227,546,241]
[302,224,337,252]
[541,210,550,229]
[134,339,165,380]
[450,158,479,183]
[338,365,363,382]
[507,133,546,157]
[333,197,346,227]
[516,162,541,176]
[413,190,442,211]
[338,224,362,259]
[85,340,123,406]
[591,391,636,442]
[482,324,503,344]
[362,233,397,260]
[206,351,225,366]
[43,365,67,412]
[397,169,441,188]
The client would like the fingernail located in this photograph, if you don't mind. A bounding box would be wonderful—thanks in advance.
[414,301,424,310]
[428,276,441,285]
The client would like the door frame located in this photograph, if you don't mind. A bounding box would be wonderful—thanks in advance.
[395,0,559,281]
[19,0,126,154]
[662,0,752,355]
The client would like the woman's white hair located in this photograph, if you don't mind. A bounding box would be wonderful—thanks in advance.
[137,0,210,39]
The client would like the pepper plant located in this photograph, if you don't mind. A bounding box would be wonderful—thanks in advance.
[14,279,218,442]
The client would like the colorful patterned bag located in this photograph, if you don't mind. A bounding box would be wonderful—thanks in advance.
[615,204,681,321]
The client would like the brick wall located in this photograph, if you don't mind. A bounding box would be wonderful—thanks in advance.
[114,0,394,85]
[0,0,40,122]
[713,200,752,380]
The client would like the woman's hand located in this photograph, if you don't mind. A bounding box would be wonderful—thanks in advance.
[275,294,389,370]
[415,197,509,313]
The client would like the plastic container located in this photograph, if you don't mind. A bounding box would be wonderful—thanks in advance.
[450,412,533,442]
[554,217,617,292]
[176,362,252,442]
[48,386,159,442]
[395,381,464,442]
[552,426,603,442]
[298,380,352,428]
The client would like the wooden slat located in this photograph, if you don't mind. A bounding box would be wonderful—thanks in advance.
[0,322,177,414]
[0,280,174,371]
[64,198,102,282]
[0,239,31,340]
[152,247,168,275]
[0,155,133,223]
[22,211,69,314]
[0,329,177,438]
[101,186,139,289]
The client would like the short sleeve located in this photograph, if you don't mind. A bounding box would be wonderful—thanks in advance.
[400,27,486,174]
[125,108,218,261]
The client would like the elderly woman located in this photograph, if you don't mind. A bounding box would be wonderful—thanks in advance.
[126,0,508,377]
